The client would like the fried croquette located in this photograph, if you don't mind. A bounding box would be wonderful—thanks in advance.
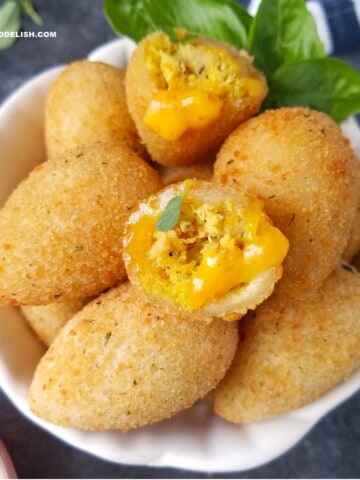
[28,281,238,431]
[213,264,360,423]
[123,180,288,321]
[343,154,360,261]
[125,31,267,166]
[160,157,214,186]
[21,299,87,347]
[45,60,146,158]
[214,107,358,298]
[0,142,162,306]
[343,205,360,261]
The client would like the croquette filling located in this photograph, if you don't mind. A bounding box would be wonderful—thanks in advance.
[143,32,266,141]
[125,196,289,310]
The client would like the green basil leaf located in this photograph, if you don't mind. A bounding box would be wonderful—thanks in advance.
[249,0,325,77]
[142,0,251,49]
[156,195,183,232]
[266,57,360,122]
[103,0,360,123]
[104,0,151,42]
[21,0,43,25]
[104,0,251,49]
[0,0,21,50]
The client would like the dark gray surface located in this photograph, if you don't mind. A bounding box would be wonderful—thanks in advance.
[0,1,359,478]
[1,390,360,479]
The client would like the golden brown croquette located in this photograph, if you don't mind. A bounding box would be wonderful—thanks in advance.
[123,180,288,321]
[0,142,162,306]
[213,264,360,423]
[21,299,87,347]
[343,153,360,261]
[45,60,146,158]
[28,281,238,431]
[213,107,358,298]
[125,31,267,166]
[160,156,214,186]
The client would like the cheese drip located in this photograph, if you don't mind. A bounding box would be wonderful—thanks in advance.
[125,197,289,310]
[142,34,267,141]
[144,88,223,141]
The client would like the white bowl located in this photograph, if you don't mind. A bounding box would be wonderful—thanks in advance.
[0,37,359,473]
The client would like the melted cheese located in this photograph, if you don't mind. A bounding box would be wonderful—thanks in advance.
[144,88,223,141]
[142,33,268,141]
[125,197,289,311]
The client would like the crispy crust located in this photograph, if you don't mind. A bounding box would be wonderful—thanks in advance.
[29,282,238,431]
[0,142,162,305]
[213,264,360,423]
[160,156,214,186]
[343,152,360,261]
[21,299,87,346]
[214,107,358,298]
[123,180,284,321]
[45,60,147,159]
[125,32,267,166]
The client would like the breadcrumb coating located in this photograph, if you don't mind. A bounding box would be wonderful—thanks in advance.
[21,299,87,346]
[123,180,287,320]
[343,152,360,261]
[45,60,146,158]
[0,142,162,305]
[214,107,358,298]
[160,157,214,186]
[214,264,360,423]
[29,282,238,431]
[125,32,267,166]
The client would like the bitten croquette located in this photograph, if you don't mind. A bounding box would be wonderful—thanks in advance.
[125,31,267,166]
[123,180,288,321]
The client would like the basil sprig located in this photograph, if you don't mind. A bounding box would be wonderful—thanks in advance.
[156,181,193,232]
[104,0,360,122]
[104,0,251,48]
[0,0,42,51]
[156,195,183,232]
[248,0,325,79]
[267,57,360,123]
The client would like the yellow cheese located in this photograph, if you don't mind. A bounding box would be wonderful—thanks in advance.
[125,197,289,311]
[142,32,268,143]
[143,88,223,141]
[187,225,288,309]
